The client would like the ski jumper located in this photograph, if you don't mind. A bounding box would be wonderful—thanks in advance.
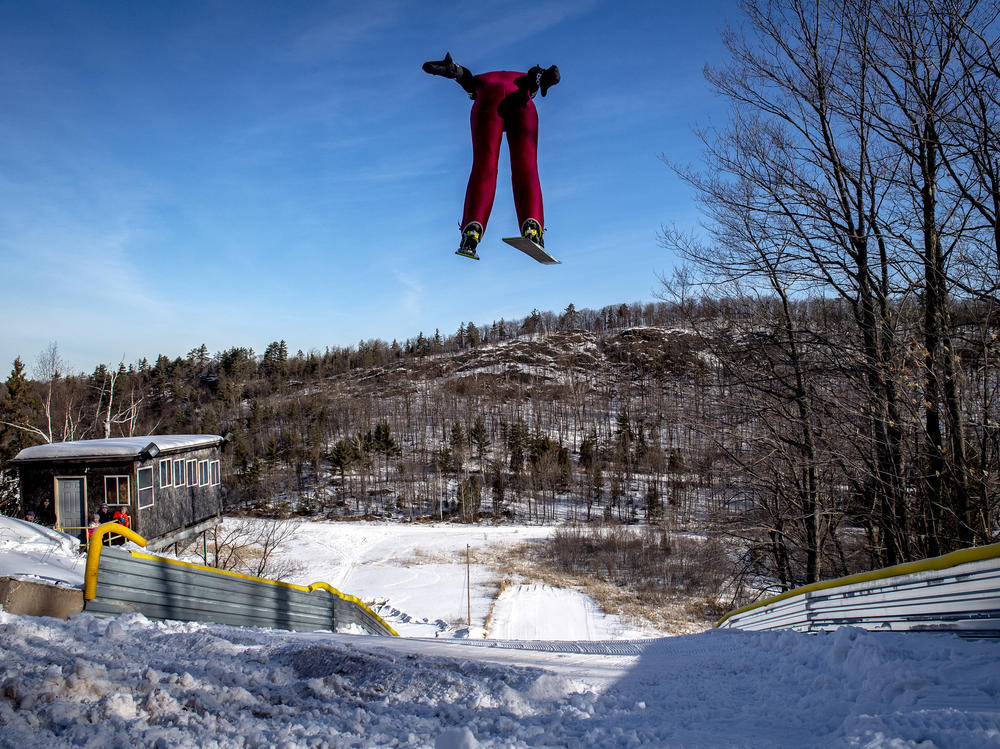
[463,71,543,234]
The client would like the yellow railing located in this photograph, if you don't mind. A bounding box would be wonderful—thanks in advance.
[306,581,398,634]
[84,523,148,599]
[83,523,398,636]
[716,541,1000,628]
[58,524,133,548]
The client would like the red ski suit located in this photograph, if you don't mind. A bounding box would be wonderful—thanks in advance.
[462,71,543,234]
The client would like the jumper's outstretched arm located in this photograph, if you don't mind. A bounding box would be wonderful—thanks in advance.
[422,52,478,98]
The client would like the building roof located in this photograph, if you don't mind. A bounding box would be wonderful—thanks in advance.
[12,435,224,463]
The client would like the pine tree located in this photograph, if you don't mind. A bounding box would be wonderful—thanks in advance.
[0,357,43,515]
[466,322,482,347]
[449,423,466,472]
[470,416,489,463]
[560,303,579,330]
[1,357,43,451]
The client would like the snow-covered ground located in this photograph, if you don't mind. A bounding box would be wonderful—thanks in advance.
[271,521,563,638]
[488,583,635,641]
[1,514,999,747]
[249,520,650,640]
[0,516,84,588]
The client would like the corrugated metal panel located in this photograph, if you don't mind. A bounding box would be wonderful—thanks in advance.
[719,556,1000,634]
[85,547,395,636]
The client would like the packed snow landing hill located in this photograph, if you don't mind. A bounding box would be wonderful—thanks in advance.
[1,516,999,748]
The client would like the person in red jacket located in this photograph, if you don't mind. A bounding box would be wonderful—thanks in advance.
[113,507,130,529]
[423,53,560,260]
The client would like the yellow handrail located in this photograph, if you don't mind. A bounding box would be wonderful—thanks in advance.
[84,523,148,600]
[716,541,1000,628]
[308,581,400,636]
[83,525,397,635]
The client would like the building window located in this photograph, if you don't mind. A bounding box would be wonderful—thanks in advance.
[137,466,154,509]
[173,458,184,486]
[186,459,197,486]
[159,459,172,487]
[105,475,130,505]
[198,460,209,487]
[210,460,221,486]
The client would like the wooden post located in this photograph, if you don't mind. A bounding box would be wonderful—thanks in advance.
[466,544,471,627]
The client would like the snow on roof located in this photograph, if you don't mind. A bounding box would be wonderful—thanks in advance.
[12,434,223,463]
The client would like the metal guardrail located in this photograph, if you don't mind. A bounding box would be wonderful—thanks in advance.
[717,543,1000,635]
[83,523,397,636]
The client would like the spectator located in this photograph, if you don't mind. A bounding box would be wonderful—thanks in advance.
[23,510,36,523]
[98,503,115,524]
[39,498,56,526]
[113,507,130,529]
[87,514,101,541]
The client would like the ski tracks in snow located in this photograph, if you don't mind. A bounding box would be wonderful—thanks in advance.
[488,583,624,641]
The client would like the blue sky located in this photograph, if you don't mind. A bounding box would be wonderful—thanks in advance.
[0,0,737,375]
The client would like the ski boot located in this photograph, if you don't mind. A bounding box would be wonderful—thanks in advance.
[422,53,478,98]
[521,218,544,248]
[456,221,483,260]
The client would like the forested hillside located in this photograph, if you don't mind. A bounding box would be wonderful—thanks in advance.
[2,296,997,608]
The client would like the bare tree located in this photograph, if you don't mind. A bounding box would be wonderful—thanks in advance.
[94,360,144,439]
[865,0,986,548]
[206,517,299,580]
[664,0,999,570]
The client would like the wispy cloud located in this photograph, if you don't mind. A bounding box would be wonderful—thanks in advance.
[461,0,603,59]
[286,0,406,64]
[0,143,184,371]
[391,268,424,319]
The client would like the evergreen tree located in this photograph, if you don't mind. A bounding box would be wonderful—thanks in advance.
[0,358,43,516]
[507,421,526,474]
[262,341,288,384]
[560,303,579,330]
[466,322,482,347]
[449,422,466,472]
[470,416,490,463]
[579,431,597,471]
[329,439,358,485]
[1,357,43,450]
[414,332,429,357]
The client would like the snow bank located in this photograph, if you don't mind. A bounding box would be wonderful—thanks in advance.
[0,610,997,748]
[0,516,83,588]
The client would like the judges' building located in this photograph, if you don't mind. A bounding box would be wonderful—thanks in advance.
[12,434,224,550]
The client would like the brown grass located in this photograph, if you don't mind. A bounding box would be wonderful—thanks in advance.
[473,534,722,635]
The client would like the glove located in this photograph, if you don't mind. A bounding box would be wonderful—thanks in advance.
[515,65,544,96]
[540,65,560,96]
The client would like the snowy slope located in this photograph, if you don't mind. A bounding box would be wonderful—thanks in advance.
[489,583,636,641]
[272,522,556,638]
[260,520,651,639]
